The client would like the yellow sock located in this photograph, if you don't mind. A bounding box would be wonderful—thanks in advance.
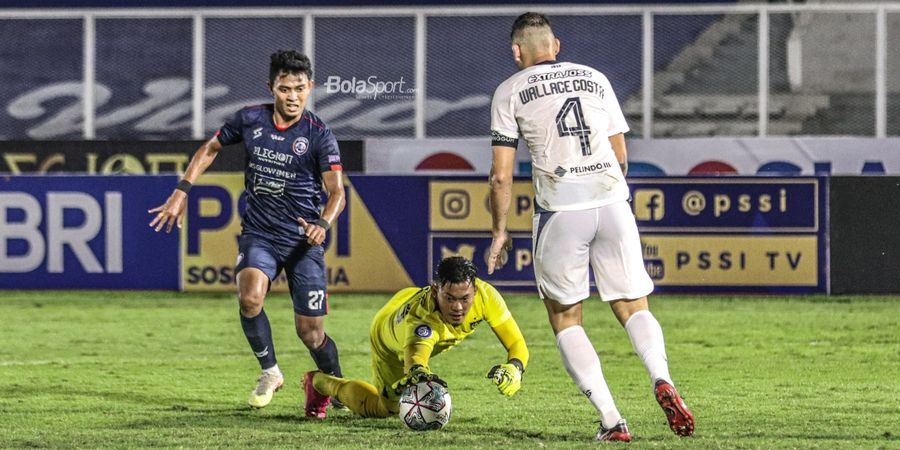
[313,373,392,418]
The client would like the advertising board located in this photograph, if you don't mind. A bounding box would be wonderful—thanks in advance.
[0,175,180,289]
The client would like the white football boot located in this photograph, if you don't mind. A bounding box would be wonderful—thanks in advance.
[248,368,284,408]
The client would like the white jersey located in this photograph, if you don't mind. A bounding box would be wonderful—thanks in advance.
[491,61,630,211]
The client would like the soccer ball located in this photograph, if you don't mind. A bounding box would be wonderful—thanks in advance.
[398,380,452,431]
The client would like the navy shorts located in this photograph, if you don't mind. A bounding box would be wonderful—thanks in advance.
[235,234,329,317]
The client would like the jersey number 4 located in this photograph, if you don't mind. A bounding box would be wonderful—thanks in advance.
[556,97,592,156]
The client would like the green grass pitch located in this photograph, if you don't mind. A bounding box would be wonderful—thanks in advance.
[1,291,898,449]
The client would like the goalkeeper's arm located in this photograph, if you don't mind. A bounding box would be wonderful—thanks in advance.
[487,317,529,396]
[391,334,447,394]
[404,339,434,372]
[391,364,447,394]
[394,338,446,393]
[492,317,529,369]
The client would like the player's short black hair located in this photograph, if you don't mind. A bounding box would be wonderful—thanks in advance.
[434,256,477,287]
[269,49,313,84]
[511,12,552,40]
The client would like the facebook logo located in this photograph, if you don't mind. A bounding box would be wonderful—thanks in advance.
[634,189,665,221]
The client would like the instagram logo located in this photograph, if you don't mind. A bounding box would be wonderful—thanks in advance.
[440,190,470,219]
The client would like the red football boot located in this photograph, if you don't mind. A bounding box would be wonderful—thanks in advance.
[654,380,695,437]
[595,419,632,442]
[303,370,331,419]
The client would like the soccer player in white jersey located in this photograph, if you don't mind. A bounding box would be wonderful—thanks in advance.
[486,12,695,442]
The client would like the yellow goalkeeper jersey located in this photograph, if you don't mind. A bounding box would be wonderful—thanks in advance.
[369,278,519,369]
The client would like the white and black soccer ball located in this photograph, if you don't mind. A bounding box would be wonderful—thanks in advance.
[398,380,452,431]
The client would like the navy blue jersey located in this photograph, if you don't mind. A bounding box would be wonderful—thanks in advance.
[216,104,343,248]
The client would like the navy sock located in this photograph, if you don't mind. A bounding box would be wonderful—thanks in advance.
[309,334,342,377]
[240,309,277,370]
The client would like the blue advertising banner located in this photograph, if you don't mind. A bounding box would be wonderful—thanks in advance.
[175,174,826,293]
[629,177,828,293]
[322,173,827,294]
[429,234,535,289]
[424,177,828,294]
[630,178,820,231]
[0,174,825,293]
[0,175,180,289]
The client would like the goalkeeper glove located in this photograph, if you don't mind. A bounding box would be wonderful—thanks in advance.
[486,358,524,397]
[391,364,447,394]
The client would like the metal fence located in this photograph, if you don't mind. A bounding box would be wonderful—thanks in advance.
[0,3,897,140]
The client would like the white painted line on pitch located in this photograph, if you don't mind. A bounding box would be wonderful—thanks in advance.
[0,354,251,367]
[0,360,63,367]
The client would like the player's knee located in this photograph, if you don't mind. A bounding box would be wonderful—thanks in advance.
[296,326,324,349]
[238,291,265,316]
[610,296,650,326]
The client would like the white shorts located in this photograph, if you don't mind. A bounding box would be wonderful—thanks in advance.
[532,200,653,304]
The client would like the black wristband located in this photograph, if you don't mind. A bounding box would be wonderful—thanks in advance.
[619,161,628,176]
[314,218,331,231]
[508,358,525,374]
[175,179,192,194]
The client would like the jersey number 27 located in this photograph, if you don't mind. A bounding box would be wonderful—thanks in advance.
[308,290,325,310]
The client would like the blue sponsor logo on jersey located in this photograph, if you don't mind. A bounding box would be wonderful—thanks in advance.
[414,324,432,338]
[292,137,310,156]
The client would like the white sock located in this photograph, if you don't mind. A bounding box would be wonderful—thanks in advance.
[556,325,622,429]
[624,310,672,387]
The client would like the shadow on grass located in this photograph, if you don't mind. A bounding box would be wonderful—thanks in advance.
[6,384,682,446]
[112,405,630,445]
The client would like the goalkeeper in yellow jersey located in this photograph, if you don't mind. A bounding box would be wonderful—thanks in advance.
[303,256,529,419]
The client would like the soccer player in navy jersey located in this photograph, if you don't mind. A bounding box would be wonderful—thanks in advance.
[149,50,346,414]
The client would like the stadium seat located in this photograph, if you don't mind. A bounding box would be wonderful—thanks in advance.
[782,95,831,119]
[742,96,788,119]
[768,120,805,135]
[668,121,717,137]
[714,121,757,136]
[656,95,701,117]
[697,95,746,117]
